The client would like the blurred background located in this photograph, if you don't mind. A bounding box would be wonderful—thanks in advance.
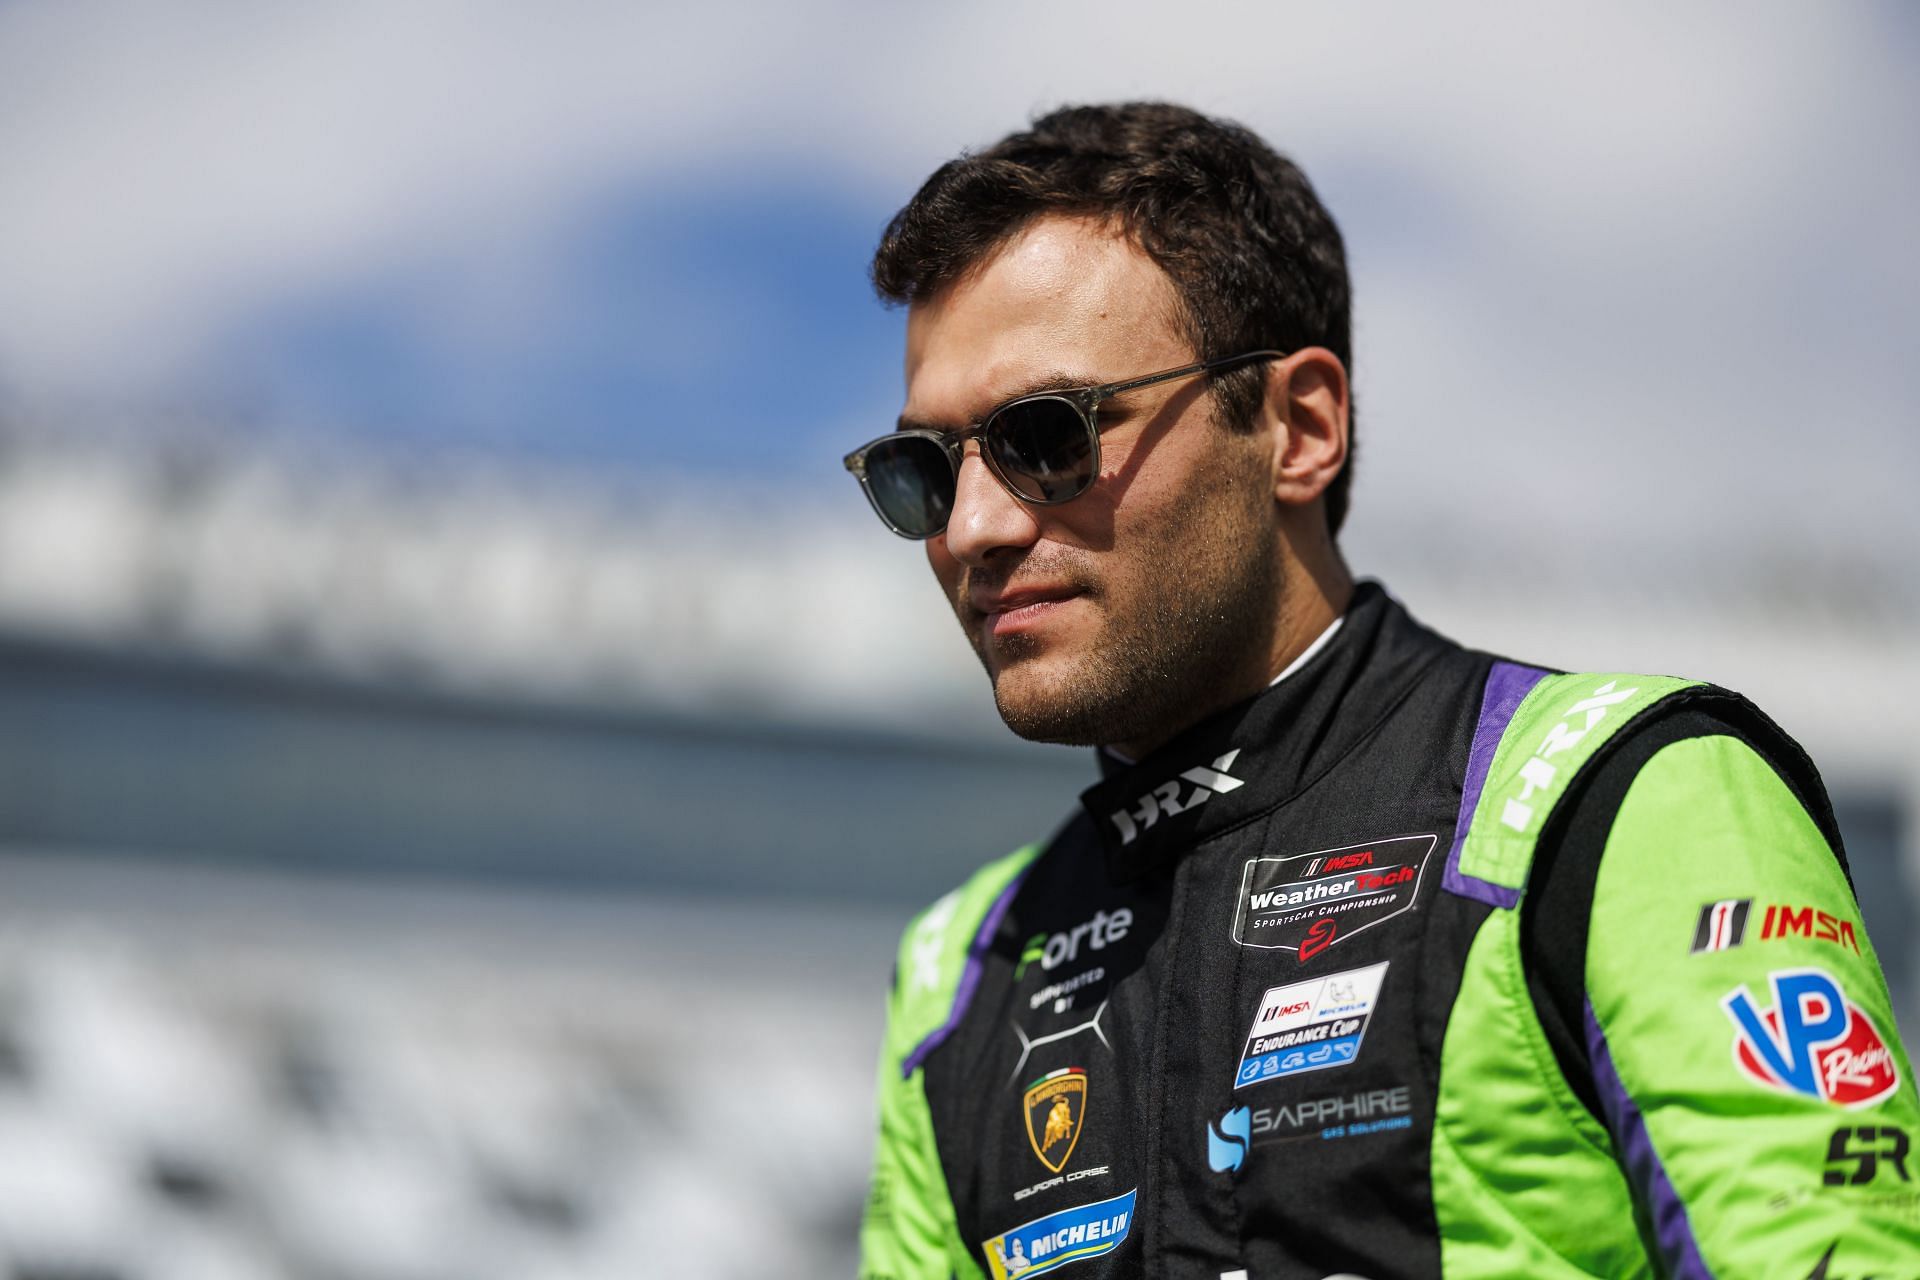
[0,2,1914,1276]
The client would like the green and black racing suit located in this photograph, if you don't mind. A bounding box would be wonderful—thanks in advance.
[859,582,1920,1279]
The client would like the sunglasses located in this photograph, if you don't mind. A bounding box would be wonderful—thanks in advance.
[843,349,1286,539]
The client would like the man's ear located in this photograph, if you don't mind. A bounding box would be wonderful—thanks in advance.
[1262,347,1349,511]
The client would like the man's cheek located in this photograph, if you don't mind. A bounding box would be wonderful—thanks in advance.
[926,545,963,604]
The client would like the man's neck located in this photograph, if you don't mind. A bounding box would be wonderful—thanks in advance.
[1263,556,1354,689]
[1107,559,1356,763]
[1268,611,1345,687]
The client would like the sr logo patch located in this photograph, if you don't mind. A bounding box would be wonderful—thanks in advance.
[983,1187,1137,1279]
[1824,1125,1912,1185]
[1232,834,1435,958]
[1722,968,1899,1108]
[1024,1067,1088,1173]
[1235,961,1388,1089]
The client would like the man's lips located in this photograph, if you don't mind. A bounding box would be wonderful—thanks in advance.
[969,584,1086,636]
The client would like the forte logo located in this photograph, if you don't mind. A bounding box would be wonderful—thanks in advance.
[1722,968,1899,1108]
[1018,909,1134,979]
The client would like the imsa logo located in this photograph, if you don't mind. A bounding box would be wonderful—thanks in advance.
[1691,898,1861,956]
[1024,1067,1089,1173]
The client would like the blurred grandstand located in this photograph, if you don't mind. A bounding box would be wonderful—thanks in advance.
[0,420,1911,1280]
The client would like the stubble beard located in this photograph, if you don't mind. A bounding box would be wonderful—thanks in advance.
[963,472,1284,751]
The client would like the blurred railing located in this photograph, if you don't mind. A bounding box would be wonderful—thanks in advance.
[0,420,1910,1280]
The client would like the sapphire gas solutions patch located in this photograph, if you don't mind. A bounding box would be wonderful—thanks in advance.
[1235,961,1388,1089]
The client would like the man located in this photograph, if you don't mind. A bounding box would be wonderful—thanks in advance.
[844,102,1919,1279]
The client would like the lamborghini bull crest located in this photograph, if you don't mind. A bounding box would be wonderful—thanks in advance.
[1023,1066,1089,1173]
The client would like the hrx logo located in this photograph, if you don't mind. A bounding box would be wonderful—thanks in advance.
[1108,749,1246,845]
[1721,968,1899,1107]
[1498,679,1639,834]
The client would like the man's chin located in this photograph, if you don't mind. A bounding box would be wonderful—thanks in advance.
[987,658,1128,748]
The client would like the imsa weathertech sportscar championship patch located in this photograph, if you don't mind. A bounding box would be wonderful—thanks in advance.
[1232,833,1435,958]
[1236,961,1388,1089]
[982,1188,1137,1279]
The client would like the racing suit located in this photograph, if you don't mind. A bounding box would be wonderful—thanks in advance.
[859,582,1920,1279]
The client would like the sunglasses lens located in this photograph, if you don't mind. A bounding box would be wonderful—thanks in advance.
[985,398,1095,502]
[863,435,954,537]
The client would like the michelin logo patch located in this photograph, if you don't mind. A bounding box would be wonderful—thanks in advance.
[982,1188,1137,1278]
[1236,961,1388,1089]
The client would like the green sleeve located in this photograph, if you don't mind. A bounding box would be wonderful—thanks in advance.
[859,846,1039,1280]
[1586,734,1920,1276]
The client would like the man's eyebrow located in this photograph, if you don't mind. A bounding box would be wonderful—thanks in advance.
[896,371,1099,433]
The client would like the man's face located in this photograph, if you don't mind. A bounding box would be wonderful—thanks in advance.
[902,215,1285,751]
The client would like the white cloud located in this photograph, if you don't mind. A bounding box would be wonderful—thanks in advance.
[0,0,1912,570]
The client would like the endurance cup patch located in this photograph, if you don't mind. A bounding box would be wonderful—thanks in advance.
[982,1188,1137,1279]
[1235,961,1389,1089]
[1232,834,1435,958]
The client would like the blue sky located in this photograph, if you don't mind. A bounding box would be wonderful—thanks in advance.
[214,170,907,486]
[0,0,1913,566]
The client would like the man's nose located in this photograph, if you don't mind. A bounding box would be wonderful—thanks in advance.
[942,446,1041,566]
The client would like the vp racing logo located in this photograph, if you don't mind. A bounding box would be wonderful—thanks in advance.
[1722,967,1898,1108]
[1108,749,1245,845]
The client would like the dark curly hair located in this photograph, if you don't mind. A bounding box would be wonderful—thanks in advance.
[872,101,1355,536]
